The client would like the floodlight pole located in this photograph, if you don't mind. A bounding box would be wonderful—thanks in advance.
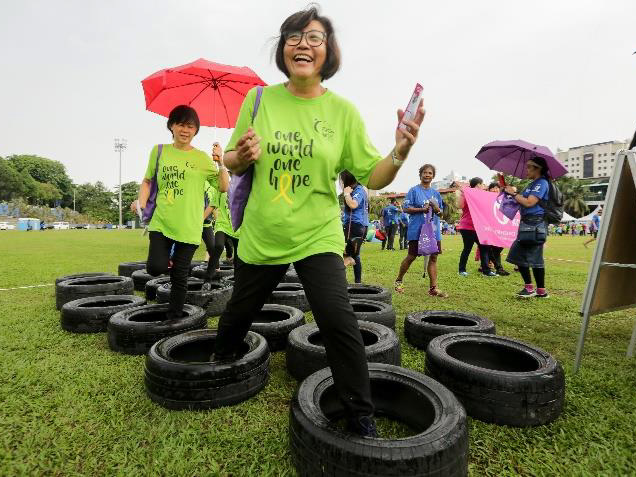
[114,138,127,227]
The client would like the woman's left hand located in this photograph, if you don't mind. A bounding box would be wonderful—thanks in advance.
[211,142,223,163]
[343,186,353,195]
[394,99,425,160]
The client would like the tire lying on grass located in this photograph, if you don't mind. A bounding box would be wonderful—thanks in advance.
[131,269,168,292]
[425,332,565,427]
[350,299,396,330]
[249,304,305,352]
[346,284,392,305]
[55,273,115,308]
[405,311,496,350]
[282,264,301,284]
[155,279,233,317]
[191,264,234,280]
[117,261,147,277]
[60,295,146,333]
[145,277,172,301]
[267,283,310,312]
[286,321,401,381]
[290,363,468,477]
[56,275,134,310]
[107,303,207,355]
[145,329,270,410]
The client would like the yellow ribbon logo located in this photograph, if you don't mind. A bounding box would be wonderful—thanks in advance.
[272,173,293,205]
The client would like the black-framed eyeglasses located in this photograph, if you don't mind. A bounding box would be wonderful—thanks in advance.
[285,30,326,47]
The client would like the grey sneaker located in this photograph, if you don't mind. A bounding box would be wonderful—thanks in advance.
[517,288,536,298]
[347,415,378,438]
[458,271,469,277]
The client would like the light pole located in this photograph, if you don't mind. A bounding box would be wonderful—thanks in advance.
[114,138,127,227]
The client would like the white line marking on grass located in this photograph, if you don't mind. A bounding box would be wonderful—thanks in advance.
[545,258,590,264]
[0,284,53,291]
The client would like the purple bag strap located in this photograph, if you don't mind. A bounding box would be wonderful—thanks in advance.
[154,144,163,183]
[251,86,263,125]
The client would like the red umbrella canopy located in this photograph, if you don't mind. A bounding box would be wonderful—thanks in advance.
[141,58,267,128]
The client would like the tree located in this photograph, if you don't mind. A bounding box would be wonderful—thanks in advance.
[559,179,587,218]
[34,182,62,204]
[440,191,460,223]
[6,155,74,206]
[74,182,117,222]
[369,196,389,221]
[0,158,33,200]
[113,181,140,223]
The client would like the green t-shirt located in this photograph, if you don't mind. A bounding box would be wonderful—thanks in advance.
[203,181,217,228]
[214,190,239,238]
[144,144,219,244]
[226,83,382,264]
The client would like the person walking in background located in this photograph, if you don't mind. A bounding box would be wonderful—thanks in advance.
[381,198,399,250]
[504,156,551,298]
[485,182,510,276]
[584,207,603,248]
[394,164,447,297]
[132,105,228,319]
[213,6,426,437]
[201,177,218,269]
[398,205,409,250]
[341,170,369,283]
[456,177,496,277]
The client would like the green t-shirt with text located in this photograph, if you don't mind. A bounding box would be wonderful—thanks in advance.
[203,181,217,228]
[214,190,239,238]
[226,84,381,264]
[144,144,218,244]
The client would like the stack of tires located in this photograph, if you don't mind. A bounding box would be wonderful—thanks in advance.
[155,278,233,317]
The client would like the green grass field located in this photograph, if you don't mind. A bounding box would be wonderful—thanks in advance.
[1,230,636,476]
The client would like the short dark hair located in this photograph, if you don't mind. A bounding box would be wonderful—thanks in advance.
[274,6,341,81]
[418,164,436,178]
[487,182,499,191]
[469,177,483,188]
[340,170,357,188]
[167,105,200,135]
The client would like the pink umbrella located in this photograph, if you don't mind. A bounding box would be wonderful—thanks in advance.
[141,58,267,129]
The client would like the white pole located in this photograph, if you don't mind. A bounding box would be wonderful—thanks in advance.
[114,138,127,228]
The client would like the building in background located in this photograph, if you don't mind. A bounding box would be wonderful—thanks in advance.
[432,170,468,190]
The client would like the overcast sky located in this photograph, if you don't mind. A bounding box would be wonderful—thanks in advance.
[1,0,635,193]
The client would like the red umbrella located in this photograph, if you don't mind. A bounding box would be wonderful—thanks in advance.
[141,58,267,129]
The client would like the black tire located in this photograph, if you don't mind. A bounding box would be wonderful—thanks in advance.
[156,279,233,317]
[55,272,114,285]
[250,304,305,352]
[221,258,234,266]
[189,260,208,274]
[290,363,468,477]
[347,284,392,305]
[132,269,168,292]
[145,277,172,301]
[286,321,401,381]
[282,264,301,284]
[221,274,234,286]
[405,311,496,350]
[60,295,146,333]
[144,329,270,410]
[56,276,134,310]
[425,332,565,427]
[191,264,234,280]
[118,261,147,277]
[107,303,207,355]
[267,283,310,312]
[350,299,396,330]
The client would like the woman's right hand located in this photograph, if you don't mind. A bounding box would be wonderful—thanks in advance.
[130,199,139,212]
[234,128,261,167]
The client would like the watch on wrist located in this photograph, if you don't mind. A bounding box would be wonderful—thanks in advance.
[391,149,405,167]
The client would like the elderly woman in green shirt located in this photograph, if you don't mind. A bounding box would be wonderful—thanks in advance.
[213,8,424,437]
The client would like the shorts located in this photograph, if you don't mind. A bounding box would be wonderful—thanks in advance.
[407,240,442,257]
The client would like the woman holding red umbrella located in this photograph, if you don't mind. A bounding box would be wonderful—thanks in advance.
[133,105,229,319]
[213,6,425,437]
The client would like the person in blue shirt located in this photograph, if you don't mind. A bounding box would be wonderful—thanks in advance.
[341,170,369,283]
[398,207,409,250]
[380,198,400,250]
[584,206,603,248]
[394,164,447,297]
[504,156,551,298]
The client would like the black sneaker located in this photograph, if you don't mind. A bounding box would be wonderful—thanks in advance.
[535,292,549,298]
[496,268,510,276]
[347,415,378,438]
[517,288,536,298]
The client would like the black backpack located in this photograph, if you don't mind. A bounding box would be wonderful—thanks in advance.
[539,181,563,225]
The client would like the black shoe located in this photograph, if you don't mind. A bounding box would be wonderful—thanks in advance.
[517,288,536,298]
[422,272,427,279]
[496,268,510,276]
[347,415,378,438]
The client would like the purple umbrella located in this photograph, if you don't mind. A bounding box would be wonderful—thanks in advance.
[476,139,567,179]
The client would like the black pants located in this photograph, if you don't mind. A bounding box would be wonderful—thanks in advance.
[201,226,215,255]
[207,231,239,281]
[224,234,235,258]
[215,252,374,417]
[458,229,490,273]
[385,223,398,250]
[519,266,545,288]
[398,224,408,249]
[489,246,504,270]
[344,222,367,283]
[147,231,197,319]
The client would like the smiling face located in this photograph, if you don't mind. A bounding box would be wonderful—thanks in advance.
[171,121,197,147]
[420,167,435,185]
[283,20,327,83]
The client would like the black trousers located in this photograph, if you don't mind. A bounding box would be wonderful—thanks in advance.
[398,224,408,249]
[385,223,398,250]
[207,231,239,280]
[224,234,235,258]
[147,231,197,319]
[458,229,490,273]
[344,222,367,283]
[215,252,374,417]
[201,226,215,255]
[489,246,504,270]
